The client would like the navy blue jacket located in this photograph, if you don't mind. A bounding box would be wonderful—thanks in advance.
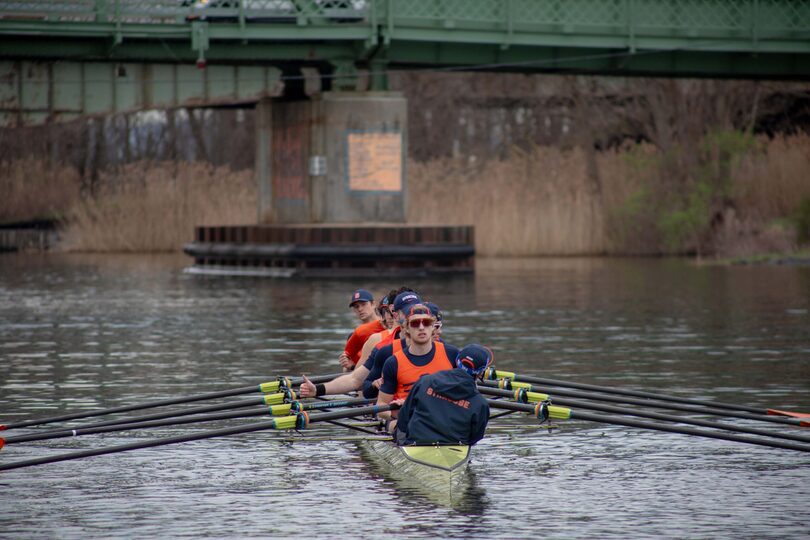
[394,369,489,446]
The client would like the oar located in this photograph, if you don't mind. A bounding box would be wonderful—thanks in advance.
[0,403,397,472]
[479,386,810,445]
[487,399,810,453]
[486,369,810,420]
[0,373,340,431]
[4,391,296,442]
[479,379,805,427]
[0,398,373,447]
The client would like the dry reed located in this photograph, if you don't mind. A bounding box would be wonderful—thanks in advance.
[408,135,810,257]
[408,146,606,256]
[0,158,82,224]
[4,134,809,256]
[732,134,810,220]
[61,161,256,252]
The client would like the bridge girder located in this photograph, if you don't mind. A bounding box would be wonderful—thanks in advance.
[1,0,809,125]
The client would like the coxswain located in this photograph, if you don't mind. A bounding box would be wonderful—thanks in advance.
[388,344,493,446]
[375,304,460,423]
[298,290,422,399]
[339,289,384,371]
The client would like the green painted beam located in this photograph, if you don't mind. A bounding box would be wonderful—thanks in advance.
[0,37,363,63]
[1,0,809,126]
[383,42,810,79]
[0,59,284,126]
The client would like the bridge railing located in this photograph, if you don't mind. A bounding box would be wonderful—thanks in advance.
[0,0,373,25]
[1,0,807,46]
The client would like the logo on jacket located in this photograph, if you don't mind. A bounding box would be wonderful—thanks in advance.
[426,387,470,409]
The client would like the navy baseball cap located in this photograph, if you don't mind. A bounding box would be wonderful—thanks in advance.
[455,344,493,375]
[393,291,421,312]
[349,289,374,307]
[425,302,442,322]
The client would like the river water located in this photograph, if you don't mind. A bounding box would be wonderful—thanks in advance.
[1,254,808,539]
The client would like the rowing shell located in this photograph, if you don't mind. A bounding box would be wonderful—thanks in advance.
[358,440,471,498]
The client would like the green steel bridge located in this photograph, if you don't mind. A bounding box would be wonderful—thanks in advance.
[2,0,809,123]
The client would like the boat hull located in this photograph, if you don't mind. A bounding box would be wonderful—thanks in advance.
[358,440,471,497]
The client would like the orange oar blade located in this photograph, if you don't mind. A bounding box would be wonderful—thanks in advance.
[767,409,810,419]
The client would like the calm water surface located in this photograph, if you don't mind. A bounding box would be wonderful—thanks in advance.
[1,254,809,539]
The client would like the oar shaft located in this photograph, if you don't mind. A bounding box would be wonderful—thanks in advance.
[0,403,394,472]
[2,398,374,445]
[11,398,268,439]
[479,387,810,445]
[3,408,271,445]
[2,373,339,431]
[488,370,769,415]
[480,380,802,427]
[2,385,258,430]
[488,400,810,453]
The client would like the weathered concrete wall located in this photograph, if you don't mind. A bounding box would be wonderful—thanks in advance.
[257,91,407,224]
[314,92,407,223]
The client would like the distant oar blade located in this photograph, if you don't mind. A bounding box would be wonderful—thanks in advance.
[768,409,810,419]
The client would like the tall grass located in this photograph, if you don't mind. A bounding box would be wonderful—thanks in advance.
[61,162,255,252]
[0,158,82,224]
[409,134,810,257]
[408,146,605,256]
[3,134,808,256]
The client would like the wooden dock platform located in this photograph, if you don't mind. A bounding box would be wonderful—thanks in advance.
[183,224,474,277]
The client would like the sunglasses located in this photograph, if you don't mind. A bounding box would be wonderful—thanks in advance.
[408,318,435,329]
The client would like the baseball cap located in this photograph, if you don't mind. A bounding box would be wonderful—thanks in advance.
[455,344,493,375]
[425,302,442,322]
[349,289,373,307]
[393,291,421,312]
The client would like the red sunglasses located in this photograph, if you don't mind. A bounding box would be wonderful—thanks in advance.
[408,318,435,329]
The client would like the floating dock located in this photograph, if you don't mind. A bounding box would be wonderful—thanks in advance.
[183,224,474,277]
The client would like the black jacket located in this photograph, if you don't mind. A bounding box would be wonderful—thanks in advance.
[395,369,489,445]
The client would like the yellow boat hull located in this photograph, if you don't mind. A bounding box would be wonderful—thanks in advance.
[358,440,471,498]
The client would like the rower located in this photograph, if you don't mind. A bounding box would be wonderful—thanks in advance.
[425,301,443,341]
[349,288,377,324]
[361,297,443,399]
[375,304,460,422]
[298,289,422,399]
[388,344,493,446]
[360,288,419,354]
[339,289,384,371]
[377,293,396,332]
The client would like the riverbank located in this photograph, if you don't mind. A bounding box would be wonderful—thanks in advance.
[2,134,808,258]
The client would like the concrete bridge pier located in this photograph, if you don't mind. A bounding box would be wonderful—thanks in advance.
[184,91,475,276]
[256,91,408,224]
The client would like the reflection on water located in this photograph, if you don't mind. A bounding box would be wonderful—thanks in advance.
[1,253,809,538]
